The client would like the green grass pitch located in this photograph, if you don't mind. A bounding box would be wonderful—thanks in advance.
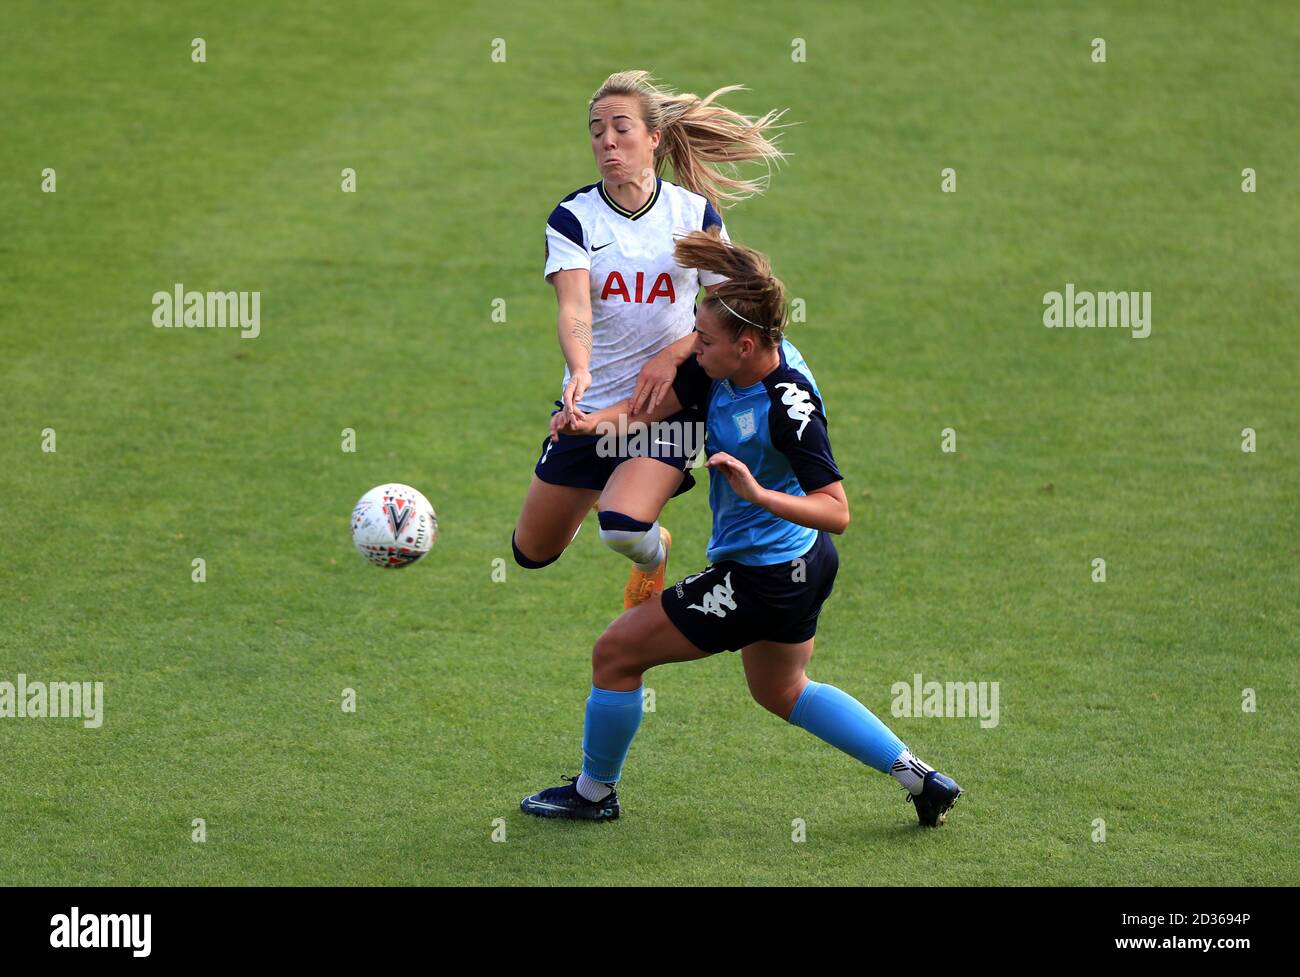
[1,1,1295,885]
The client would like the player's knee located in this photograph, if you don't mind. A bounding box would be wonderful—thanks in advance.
[592,628,623,668]
[749,688,784,718]
[749,680,803,721]
[511,530,561,570]
[592,627,633,683]
[597,510,654,557]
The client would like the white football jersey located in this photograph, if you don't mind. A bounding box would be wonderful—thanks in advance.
[543,177,730,410]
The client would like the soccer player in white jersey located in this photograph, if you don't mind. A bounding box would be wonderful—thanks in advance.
[512,70,790,609]
[521,229,963,828]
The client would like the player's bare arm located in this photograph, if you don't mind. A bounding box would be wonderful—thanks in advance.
[550,387,686,442]
[706,452,850,534]
[550,267,594,424]
[631,282,725,414]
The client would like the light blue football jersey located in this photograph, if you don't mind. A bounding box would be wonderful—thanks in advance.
[672,340,843,566]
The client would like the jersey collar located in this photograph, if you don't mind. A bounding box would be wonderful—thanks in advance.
[721,344,788,399]
[598,177,662,221]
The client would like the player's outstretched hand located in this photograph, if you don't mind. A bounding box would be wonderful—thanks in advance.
[632,349,676,415]
[706,451,765,504]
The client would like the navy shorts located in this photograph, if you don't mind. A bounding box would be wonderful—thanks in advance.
[662,531,840,654]
[534,401,699,496]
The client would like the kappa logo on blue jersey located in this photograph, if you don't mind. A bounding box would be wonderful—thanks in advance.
[733,408,757,441]
[687,571,736,618]
[774,382,814,440]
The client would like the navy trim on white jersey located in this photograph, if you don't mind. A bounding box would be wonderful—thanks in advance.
[597,177,663,220]
[547,204,586,249]
[702,199,723,231]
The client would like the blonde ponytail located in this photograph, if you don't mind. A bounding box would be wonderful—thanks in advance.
[673,228,787,347]
[589,70,792,210]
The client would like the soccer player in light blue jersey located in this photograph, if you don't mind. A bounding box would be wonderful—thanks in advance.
[512,70,791,610]
[521,229,963,828]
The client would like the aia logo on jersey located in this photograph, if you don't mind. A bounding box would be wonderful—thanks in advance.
[383,495,414,537]
[600,271,676,305]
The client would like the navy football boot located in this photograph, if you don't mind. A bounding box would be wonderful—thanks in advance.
[906,770,962,827]
[520,775,620,821]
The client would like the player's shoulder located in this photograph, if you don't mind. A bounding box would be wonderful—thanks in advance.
[546,183,601,246]
[553,182,601,209]
[548,182,601,222]
[763,342,823,399]
[660,179,724,231]
[762,341,829,435]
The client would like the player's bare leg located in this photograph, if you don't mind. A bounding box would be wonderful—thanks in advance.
[591,596,712,690]
[512,476,600,568]
[740,638,815,720]
[598,457,684,608]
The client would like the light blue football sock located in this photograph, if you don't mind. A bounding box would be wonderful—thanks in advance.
[580,684,644,784]
[788,680,907,774]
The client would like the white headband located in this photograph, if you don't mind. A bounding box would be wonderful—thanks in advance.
[716,297,765,329]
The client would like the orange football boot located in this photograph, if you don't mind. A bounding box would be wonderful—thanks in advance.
[623,527,672,609]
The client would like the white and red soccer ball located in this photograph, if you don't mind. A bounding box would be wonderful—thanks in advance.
[350,484,437,568]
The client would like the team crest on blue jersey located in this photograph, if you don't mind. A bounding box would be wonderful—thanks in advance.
[733,408,757,441]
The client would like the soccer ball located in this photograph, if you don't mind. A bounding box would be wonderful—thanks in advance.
[350,483,437,568]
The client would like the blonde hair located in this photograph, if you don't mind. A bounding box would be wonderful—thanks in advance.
[588,70,791,210]
[673,228,787,348]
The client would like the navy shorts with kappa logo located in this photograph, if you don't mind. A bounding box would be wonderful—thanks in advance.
[662,530,840,654]
[534,401,699,496]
